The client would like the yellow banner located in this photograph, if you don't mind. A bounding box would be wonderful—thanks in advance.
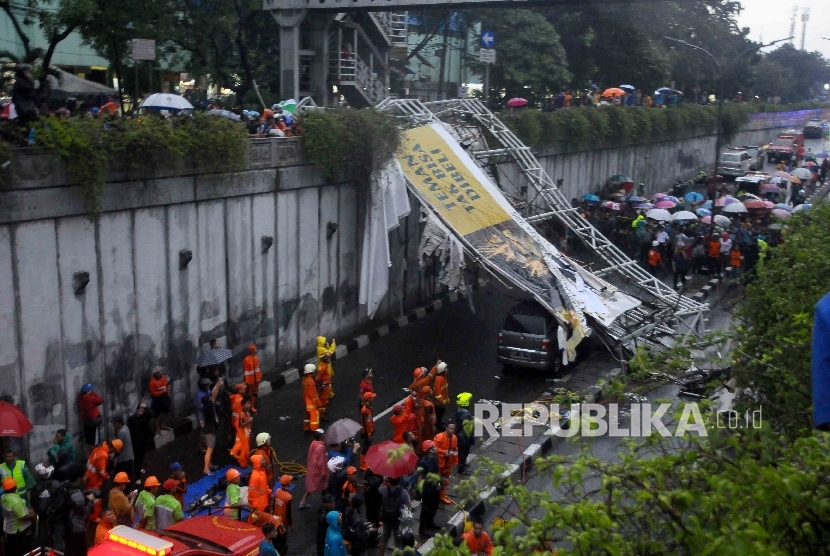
[398,125,511,236]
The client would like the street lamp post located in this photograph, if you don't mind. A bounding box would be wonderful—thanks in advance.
[665,36,792,176]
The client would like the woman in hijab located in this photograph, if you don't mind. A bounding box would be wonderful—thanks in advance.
[324,510,347,556]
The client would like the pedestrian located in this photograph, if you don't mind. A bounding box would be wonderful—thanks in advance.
[317,355,333,422]
[431,361,449,430]
[148,367,173,436]
[253,433,278,489]
[303,364,323,432]
[0,450,35,502]
[2,476,35,554]
[358,369,374,398]
[647,241,662,275]
[402,431,419,455]
[248,455,272,514]
[317,494,337,556]
[377,477,411,555]
[416,387,436,444]
[454,393,475,474]
[300,429,329,509]
[719,231,733,272]
[362,469,383,525]
[338,467,358,511]
[343,495,375,556]
[63,465,93,556]
[223,469,244,520]
[672,247,689,289]
[821,157,830,183]
[77,383,104,451]
[461,520,494,555]
[359,392,375,471]
[692,240,707,276]
[390,405,409,443]
[408,368,431,394]
[730,245,743,278]
[11,64,38,125]
[127,403,154,477]
[94,509,116,545]
[655,227,670,267]
[316,336,336,398]
[229,383,246,433]
[243,344,263,413]
[230,397,253,467]
[47,428,76,479]
[154,480,184,530]
[259,522,282,556]
[415,441,440,538]
[198,376,223,476]
[84,439,119,491]
[31,464,61,549]
[707,235,721,276]
[433,424,458,505]
[326,457,347,508]
[273,475,295,537]
[112,417,134,477]
[249,510,287,554]
[108,472,136,526]
[324,510,347,556]
[135,476,160,530]
[168,462,187,509]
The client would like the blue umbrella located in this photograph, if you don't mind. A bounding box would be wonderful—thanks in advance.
[634,202,654,210]
[620,84,635,90]
[696,208,711,217]
[626,195,646,202]
[583,194,600,202]
[794,204,812,212]
[774,203,793,212]
[685,191,704,203]
[817,152,828,158]
[702,200,713,210]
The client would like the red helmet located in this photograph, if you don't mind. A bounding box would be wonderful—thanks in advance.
[413,368,422,379]
[421,440,435,451]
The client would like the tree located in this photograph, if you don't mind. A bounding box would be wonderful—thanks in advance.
[765,44,830,101]
[749,57,796,102]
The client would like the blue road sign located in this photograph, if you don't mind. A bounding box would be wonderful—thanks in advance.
[481,30,495,49]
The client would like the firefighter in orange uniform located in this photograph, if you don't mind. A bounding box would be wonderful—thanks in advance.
[85,439,120,490]
[417,387,436,446]
[273,474,295,546]
[390,404,409,443]
[408,367,432,393]
[229,384,246,431]
[434,423,459,504]
[242,344,262,412]
[253,432,278,489]
[248,455,272,513]
[303,364,322,431]
[230,398,253,467]
[316,355,332,421]
[432,361,449,430]
[359,392,376,471]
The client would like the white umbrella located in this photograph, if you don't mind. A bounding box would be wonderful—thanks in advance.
[646,208,672,222]
[141,93,194,111]
[723,203,748,214]
[672,210,698,221]
[713,215,731,227]
[791,167,813,180]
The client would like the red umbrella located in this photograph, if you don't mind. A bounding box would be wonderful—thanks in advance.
[506,98,528,108]
[744,200,775,210]
[0,401,33,437]
[364,441,418,478]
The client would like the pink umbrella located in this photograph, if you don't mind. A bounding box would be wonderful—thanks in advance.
[714,196,738,207]
[608,202,622,211]
[775,171,791,179]
[771,209,791,219]
[744,200,775,210]
[655,200,676,209]
[760,183,782,194]
[701,216,712,224]
[653,192,667,199]
[506,98,528,108]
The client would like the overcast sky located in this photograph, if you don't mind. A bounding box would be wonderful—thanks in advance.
[737,0,830,59]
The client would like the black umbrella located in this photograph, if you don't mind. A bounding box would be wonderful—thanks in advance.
[325,418,362,445]
[197,348,233,367]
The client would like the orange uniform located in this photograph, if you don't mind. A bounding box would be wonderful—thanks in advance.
[303,373,321,431]
[273,488,293,529]
[249,510,285,533]
[647,248,662,267]
[462,531,494,555]
[417,400,436,444]
[391,412,409,443]
[730,249,742,267]
[85,443,109,490]
[433,373,449,406]
[409,369,432,392]
[708,240,721,258]
[230,409,252,467]
[229,392,244,431]
[95,520,114,545]
[316,364,332,418]
[435,430,459,502]
[243,351,261,411]
[248,458,272,512]
[149,375,169,398]
[360,404,375,437]
[252,446,276,488]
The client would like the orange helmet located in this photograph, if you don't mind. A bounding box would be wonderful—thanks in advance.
[422,440,435,451]
[413,368,422,379]
[144,476,161,488]
[226,469,241,481]
[110,439,123,452]
[113,472,130,484]
[249,344,257,352]
[2,477,16,491]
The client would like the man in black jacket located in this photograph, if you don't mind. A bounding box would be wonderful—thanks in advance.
[11,64,38,125]
[127,402,155,476]
[416,441,441,538]
[316,493,336,556]
[343,495,376,556]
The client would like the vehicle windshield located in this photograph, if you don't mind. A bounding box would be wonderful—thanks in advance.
[720,153,742,162]
[772,140,793,147]
[158,530,232,554]
[504,313,547,335]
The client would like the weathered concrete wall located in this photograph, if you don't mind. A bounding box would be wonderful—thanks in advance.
[497,109,827,205]
[0,138,435,460]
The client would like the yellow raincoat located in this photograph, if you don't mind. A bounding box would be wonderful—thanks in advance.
[317,336,336,397]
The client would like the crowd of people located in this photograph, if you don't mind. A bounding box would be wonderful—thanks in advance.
[541,84,759,111]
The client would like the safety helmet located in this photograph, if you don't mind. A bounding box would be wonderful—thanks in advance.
[652,241,659,247]
[304,363,316,374]
[226,469,241,481]
[412,368,423,379]
[113,472,130,484]
[362,392,376,401]
[80,383,94,394]
[2,477,16,491]
[437,362,448,373]
[110,439,123,452]
[256,432,271,447]
[249,344,257,352]
[144,476,161,488]
[279,474,292,486]
[346,466,357,475]
[35,463,54,478]
[421,440,435,451]
[456,392,473,407]
[152,366,164,375]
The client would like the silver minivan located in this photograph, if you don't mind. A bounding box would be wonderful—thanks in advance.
[497,301,563,372]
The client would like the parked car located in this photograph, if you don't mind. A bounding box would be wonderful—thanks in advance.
[717,147,761,178]
[767,132,805,163]
[497,301,567,372]
[804,119,826,139]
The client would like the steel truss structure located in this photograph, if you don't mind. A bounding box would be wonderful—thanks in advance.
[378,97,709,355]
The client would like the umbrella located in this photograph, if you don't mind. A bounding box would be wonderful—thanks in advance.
[702,200,713,210]
[775,171,792,179]
[279,99,298,114]
[646,208,672,221]
[609,192,626,199]
[743,200,775,210]
[140,94,194,111]
[715,196,738,207]
[634,202,654,210]
[685,191,704,203]
[619,84,635,90]
[0,401,33,437]
[723,203,748,214]
[197,348,233,367]
[791,168,813,180]
[207,109,241,122]
[325,418,362,444]
[760,184,781,194]
[738,193,761,201]
[608,174,633,184]
[506,98,529,108]
[653,192,667,199]
[768,223,788,230]
[601,87,627,97]
[714,215,731,227]
[626,195,646,202]
[655,200,677,209]
[772,209,792,219]
[601,201,622,210]
[806,161,817,167]
[789,176,802,184]
[672,211,697,221]
[770,176,784,185]
[774,203,793,212]
[696,208,711,217]
[582,194,600,202]
[662,195,680,204]
[701,216,712,224]
[794,204,812,212]
[364,441,418,478]
[817,152,829,158]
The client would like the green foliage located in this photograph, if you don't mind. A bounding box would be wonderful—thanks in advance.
[764,44,830,101]
[298,109,401,185]
[29,114,248,217]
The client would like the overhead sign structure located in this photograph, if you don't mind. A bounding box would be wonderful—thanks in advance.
[480,30,495,49]
[479,48,496,64]
[131,39,156,61]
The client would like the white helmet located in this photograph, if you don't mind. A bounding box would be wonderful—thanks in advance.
[256,432,271,447]
[304,363,316,374]
[437,362,448,373]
